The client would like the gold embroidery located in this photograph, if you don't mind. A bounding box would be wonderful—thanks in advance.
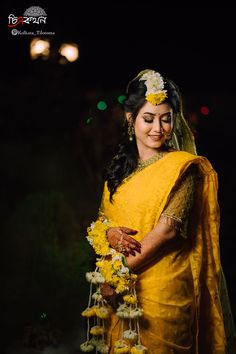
[124,150,166,182]
[160,165,197,238]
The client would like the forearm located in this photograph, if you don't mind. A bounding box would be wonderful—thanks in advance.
[126,222,177,273]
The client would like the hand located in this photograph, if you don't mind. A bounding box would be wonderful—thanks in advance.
[106,226,141,256]
[101,282,116,300]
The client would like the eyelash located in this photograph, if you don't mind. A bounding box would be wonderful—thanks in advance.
[143,116,171,123]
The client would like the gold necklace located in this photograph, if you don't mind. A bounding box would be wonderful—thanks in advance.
[137,150,165,170]
[124,150,165,182]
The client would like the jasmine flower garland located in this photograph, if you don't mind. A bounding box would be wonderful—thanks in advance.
[139,69,168,106]
[80,216,147,353]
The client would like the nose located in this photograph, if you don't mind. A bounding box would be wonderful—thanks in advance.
[152,119,163,133]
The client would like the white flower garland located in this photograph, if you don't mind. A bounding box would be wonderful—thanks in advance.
[139,69,168,106]
[80,218,147,353]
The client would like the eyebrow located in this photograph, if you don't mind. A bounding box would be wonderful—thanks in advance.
[143,111,172,116]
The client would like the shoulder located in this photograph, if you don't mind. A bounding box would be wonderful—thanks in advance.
[167,150,216,176]
[166,150,198,165]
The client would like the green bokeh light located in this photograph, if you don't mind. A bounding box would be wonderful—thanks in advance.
[97,101,107,111]
[86,117,93,124]
[117,95,126,104]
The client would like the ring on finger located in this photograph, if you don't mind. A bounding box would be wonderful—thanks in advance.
[116,242,126,253]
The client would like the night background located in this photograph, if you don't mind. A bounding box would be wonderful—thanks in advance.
[1,3,236,353]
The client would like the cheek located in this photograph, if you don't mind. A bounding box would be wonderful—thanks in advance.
[163,123,173,133]
[135,120,150,134]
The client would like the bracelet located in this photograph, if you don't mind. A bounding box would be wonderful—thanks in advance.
[122,255,130,270]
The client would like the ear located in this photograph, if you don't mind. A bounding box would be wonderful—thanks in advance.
[125,112,133,123]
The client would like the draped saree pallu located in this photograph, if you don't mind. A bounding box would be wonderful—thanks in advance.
[82,150,235,353]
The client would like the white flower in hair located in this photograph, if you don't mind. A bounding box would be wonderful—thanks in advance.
[140,70,165,94]
[139,70,167,106]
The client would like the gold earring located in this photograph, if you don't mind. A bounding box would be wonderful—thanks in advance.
[164,132,174,148]
[165,132,172,140]
[128,121,135,141]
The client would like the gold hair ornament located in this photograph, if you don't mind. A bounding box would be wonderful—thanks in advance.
[139,70,167,106]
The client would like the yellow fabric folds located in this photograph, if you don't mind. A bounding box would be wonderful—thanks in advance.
[102,151,229,353]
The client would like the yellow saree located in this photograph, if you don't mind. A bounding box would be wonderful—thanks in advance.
[101,150,234,354]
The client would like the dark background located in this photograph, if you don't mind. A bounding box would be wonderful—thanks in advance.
[1,3,236,353]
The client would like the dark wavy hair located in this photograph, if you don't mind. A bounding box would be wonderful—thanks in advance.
[105,69,182,201]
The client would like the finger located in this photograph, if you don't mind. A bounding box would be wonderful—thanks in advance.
[120,227,138,235]
[122,233,139,242]
[130,239,141,248]
[124,241,141,250]
[128,249,136,256]
[116,243,127,254]
[123,235,141,248]
[122,241,141,254]
[129,244,141,253]
[126,246,141,256]
[125,245,141,254]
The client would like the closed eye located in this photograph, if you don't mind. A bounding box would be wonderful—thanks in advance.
[161,114,172,123]
[144,118,153,123]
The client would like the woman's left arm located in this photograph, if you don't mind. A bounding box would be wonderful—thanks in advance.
[126,221,177,272]
[126,164,197,272]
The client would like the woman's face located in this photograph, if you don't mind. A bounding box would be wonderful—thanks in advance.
[128,101,174,157]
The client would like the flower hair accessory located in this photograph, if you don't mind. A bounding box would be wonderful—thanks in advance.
[139,70,167,106]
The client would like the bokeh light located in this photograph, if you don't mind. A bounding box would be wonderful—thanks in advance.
[117,95,126,104]
[97,101,107,111]
[86,117,93,124]
[200,106,210,116]
[59,43,79,63]
[30,38,50,60]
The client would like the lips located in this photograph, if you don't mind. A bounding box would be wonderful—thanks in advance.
[148,135,163,141]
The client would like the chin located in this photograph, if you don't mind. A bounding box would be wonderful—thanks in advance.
[148,142,163,149]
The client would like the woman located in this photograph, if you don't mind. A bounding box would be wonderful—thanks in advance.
[81,69,236,353]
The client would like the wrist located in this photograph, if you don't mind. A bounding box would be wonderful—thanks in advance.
[122,255,131,271]
[106,227,111,236]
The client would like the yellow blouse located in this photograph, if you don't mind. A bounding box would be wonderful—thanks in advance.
[160,164,196,238]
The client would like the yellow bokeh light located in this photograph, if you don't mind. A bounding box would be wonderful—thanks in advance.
[30,38,50,60]
[59,43,79,63]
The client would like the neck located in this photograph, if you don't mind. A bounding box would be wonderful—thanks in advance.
[138,148,165,162]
